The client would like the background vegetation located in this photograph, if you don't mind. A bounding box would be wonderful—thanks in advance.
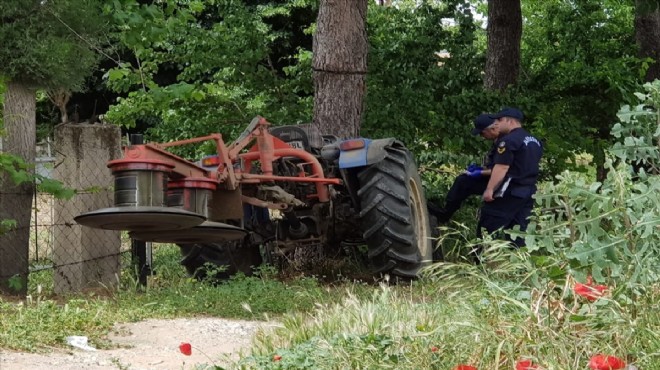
[1,0,660,368]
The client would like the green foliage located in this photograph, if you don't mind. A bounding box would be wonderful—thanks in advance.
[0,0,107,89]
[518,0,642,175]
[94,0,647,181]
[0,152,31,185]
[0,151,73,234]
[0,152,74,200]
[0,0,102,238]
[364,0,488,151]
[527,161,660,286]
[611,80,660,173]
[0,219,17,235]
[6,275,24,292]
[525,81,660,289]
[103,0,314,157]
[37,177,75,200]
[366,0,643,180]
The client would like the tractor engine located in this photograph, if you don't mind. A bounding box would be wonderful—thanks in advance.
[262,125,347,255]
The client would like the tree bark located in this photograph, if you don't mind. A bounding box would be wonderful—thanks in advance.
[0,81,36,296]
[312,0,368,138]
[635,0,660,82]
[484,0,522,90]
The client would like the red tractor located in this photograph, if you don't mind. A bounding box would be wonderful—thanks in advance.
[76,116,433,279]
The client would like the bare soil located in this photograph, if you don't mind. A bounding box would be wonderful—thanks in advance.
[0,317,274,370]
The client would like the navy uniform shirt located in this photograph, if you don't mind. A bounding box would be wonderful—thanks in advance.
[483,138,501,169]
[493,127,543,189]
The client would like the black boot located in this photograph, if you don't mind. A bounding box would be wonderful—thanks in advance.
[427,201,451,223]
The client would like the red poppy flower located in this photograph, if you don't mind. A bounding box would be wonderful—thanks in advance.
[430,346,439,352]
[453,365,477,370]
[273,355,282,362]
[574,276,607,301]
[179,342,192,356]
[588,354,626,370]
[516,359,539,370]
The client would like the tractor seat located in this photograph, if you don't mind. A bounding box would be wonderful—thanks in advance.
[270,124,323,152]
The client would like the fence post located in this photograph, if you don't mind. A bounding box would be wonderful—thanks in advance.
[52,124,122,294]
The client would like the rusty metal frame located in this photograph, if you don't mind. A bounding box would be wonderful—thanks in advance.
[112,116,341,202]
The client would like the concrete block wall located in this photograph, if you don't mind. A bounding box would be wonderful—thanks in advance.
[52,124,122,294]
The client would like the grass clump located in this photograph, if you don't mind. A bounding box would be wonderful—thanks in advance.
[0,296,120,351]
[240,281,486,369]
[236,245,660,369]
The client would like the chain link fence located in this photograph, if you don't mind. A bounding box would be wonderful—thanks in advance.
[29,192,132,270]
[30,191,56,267]
[18,125,131,293]
[29,138,57,267]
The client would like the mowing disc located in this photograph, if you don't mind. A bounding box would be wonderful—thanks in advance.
[129,221,247,244]
[74,206,206,231]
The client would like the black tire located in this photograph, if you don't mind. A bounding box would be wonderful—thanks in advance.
[357,146,433,278]
[178,240,262,281]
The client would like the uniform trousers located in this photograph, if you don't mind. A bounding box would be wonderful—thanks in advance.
[477,192,534,247]
[440,174,490,221]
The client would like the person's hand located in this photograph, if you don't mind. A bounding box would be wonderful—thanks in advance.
[466,163,480,172]
[466,168,482,178]
[465,164,483,178]
[483,188,494,202]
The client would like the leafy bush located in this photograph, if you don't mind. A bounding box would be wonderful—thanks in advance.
[525,81,660,289]
[611,80,660,174]
[0,153,74,235]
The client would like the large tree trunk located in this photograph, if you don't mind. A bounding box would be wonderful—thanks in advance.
[0,81,36,296]
[312,0,368,138]
[484,0,522,90]
[635,0,660,82]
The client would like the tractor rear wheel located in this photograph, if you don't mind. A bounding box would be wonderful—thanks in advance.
[357,146,433,278]
[178,240,262,281]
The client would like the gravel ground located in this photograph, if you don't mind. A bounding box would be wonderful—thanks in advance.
[0,318,275,370]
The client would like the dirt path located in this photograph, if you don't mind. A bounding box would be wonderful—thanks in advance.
[0,318,275,370]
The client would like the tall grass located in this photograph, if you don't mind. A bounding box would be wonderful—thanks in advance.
[236,244,660,369]
[2,204,660,369]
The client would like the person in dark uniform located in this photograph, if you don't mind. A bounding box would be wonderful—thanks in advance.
[478,107,543,247]
[428,114,501,223]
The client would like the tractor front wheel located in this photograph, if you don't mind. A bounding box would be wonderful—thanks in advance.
[357,146,433,278]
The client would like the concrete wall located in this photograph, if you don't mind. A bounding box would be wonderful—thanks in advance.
[52,124,122,294]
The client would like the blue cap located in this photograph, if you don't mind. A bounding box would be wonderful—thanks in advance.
[471,114,496,135]
[488,107,524,121]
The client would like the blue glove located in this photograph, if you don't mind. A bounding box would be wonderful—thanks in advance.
[466,163,479,172]
[466,168,483,178]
